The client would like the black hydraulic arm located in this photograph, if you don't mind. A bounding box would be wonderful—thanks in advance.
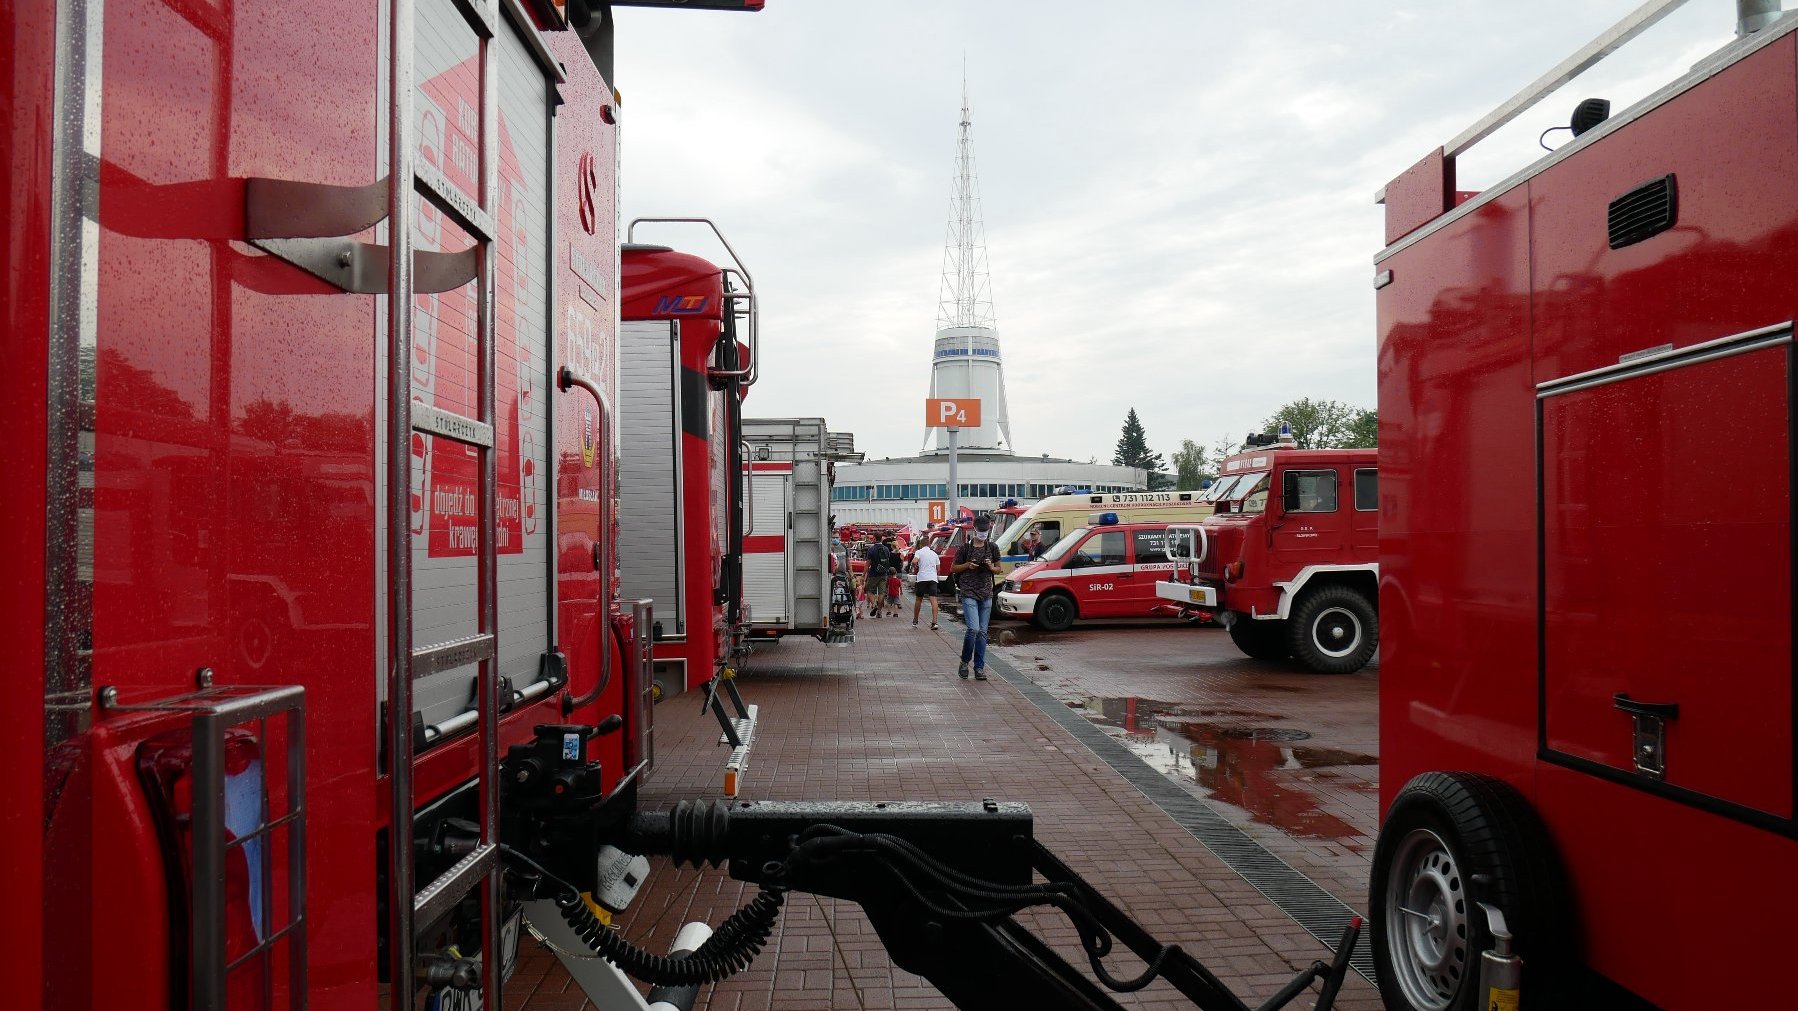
[603,799,1362,1011]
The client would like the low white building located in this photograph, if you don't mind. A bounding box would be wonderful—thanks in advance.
[831,454,1148,530]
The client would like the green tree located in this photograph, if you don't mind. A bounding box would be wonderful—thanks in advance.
[1344,408,1378,448]
[1170,439,1208,489]
[1262,398,1373,449]
[1211,434,1237,470]
[1112,408,1168,488]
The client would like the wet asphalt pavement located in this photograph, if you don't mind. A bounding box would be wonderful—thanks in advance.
[989,616,1380,912]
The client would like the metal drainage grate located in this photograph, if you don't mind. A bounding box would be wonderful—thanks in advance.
[988,655,1377,986]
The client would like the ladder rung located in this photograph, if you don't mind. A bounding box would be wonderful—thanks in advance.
[411,633,496,678]
[413,842,497,934]
[719,704,757,749]
[414,162,494,244]
[413,401,493,448]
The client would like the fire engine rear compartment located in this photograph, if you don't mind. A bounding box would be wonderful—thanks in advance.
[1375,18,1798,1008]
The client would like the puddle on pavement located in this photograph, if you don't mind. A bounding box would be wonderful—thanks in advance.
[1075,695,1374,844]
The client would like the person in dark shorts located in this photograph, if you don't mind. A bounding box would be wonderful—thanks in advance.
[950,515,1003,680]
[863,538,890,619]
[910,537,941,630]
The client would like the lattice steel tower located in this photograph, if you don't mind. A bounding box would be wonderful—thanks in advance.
[925,75,1012,455]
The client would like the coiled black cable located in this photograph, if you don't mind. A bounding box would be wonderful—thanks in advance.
[502,845,786,987]
[553,885,785,986]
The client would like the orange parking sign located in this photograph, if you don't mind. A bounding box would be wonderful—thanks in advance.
[928,501,947,523]
[924,398,981,428]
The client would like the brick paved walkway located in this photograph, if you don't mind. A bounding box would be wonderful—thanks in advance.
[510,613,1382,1011]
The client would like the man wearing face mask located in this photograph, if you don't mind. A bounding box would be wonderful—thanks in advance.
[950,515,1004,680]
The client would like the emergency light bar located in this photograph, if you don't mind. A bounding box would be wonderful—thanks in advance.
[1093,512,1121,526]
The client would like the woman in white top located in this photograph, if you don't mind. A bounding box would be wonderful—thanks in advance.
[910,538,943,630]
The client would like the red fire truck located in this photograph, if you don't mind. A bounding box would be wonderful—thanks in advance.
[617,224,755,695]
[7,0,780,1008]
[8,0,1377,1008]
[1155,433,1379,674]
[1371,2,1797,1008]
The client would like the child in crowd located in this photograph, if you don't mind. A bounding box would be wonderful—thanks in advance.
[885,569,903,617]
[853,575,867,619]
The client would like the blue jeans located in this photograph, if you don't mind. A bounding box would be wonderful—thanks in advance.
[960,595,993,669]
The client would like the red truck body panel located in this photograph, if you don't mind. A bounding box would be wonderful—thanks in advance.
[1376,27,1798,1008]
[621,245,738,691]
[4,1,56,1007]
[14,2,647,1004]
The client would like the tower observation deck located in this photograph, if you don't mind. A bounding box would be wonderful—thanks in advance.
[925,79,1012,456]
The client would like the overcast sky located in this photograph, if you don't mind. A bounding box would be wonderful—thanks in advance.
[612,0,1736,464]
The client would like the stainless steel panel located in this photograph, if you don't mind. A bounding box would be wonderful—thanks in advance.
[618,320,685,633]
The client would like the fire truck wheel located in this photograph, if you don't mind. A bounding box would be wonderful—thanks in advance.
[1227,617,1289,660]
[1371,772,1570,1011]
[1033,592,1077,632]
[1287,585,1378,674]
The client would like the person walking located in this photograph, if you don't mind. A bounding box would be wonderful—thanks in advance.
[862,538,889,619]
[910,536,941,630]
[885,568,903,618]
[950,515,1003,680]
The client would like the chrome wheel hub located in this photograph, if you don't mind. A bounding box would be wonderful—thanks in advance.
[1385,828,1469,1009]
[1312,606,1362,658]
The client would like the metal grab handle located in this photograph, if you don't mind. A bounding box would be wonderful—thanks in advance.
[557,365,611,719]
[558,365,606,408]
[741,441,755,535]
[1164,524,1209,565]
[627,217,758,387]
[1613,693,1679,719]
[711,268,756,384]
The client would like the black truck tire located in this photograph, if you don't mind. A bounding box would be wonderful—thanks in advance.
[1227,616,1289,661]
[1370,772,1571,1011]
[1033,592,1077,632]
[1287,584,1378,674]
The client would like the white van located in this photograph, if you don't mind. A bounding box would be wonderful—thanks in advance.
[994,491,1212,573]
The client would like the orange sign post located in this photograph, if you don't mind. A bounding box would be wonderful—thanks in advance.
[924,398,980,524]
[924,398,982,429]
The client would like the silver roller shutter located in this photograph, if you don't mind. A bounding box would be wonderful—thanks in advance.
[618,319,685,636]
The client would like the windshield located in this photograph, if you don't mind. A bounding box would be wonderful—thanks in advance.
[1200,475,1240,502]
[1238,473,1270,513]
[1040,526,1091,562]
[1202,471,1269,505]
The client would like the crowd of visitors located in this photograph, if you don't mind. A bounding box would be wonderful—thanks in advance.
[843,517,1003,680]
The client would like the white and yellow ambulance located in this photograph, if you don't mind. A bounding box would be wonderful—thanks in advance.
[993,491,1212,574]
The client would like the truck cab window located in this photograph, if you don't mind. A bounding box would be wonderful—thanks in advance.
[1354,468,1377,511]
[1132,530,1167,564]
[1280,470,1338,513]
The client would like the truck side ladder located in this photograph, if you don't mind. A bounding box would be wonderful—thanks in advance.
[385,0,505,1004]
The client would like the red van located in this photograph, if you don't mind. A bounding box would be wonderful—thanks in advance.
[996,515,1179,631]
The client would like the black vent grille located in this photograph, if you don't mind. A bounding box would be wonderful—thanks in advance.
[1608,174,1677,249]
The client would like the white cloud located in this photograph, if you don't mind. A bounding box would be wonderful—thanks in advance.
[613,0,1751,463]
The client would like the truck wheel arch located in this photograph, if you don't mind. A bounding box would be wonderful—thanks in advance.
[1274,564,1379,620]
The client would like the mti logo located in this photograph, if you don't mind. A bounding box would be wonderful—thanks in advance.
[654,295,710,315]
